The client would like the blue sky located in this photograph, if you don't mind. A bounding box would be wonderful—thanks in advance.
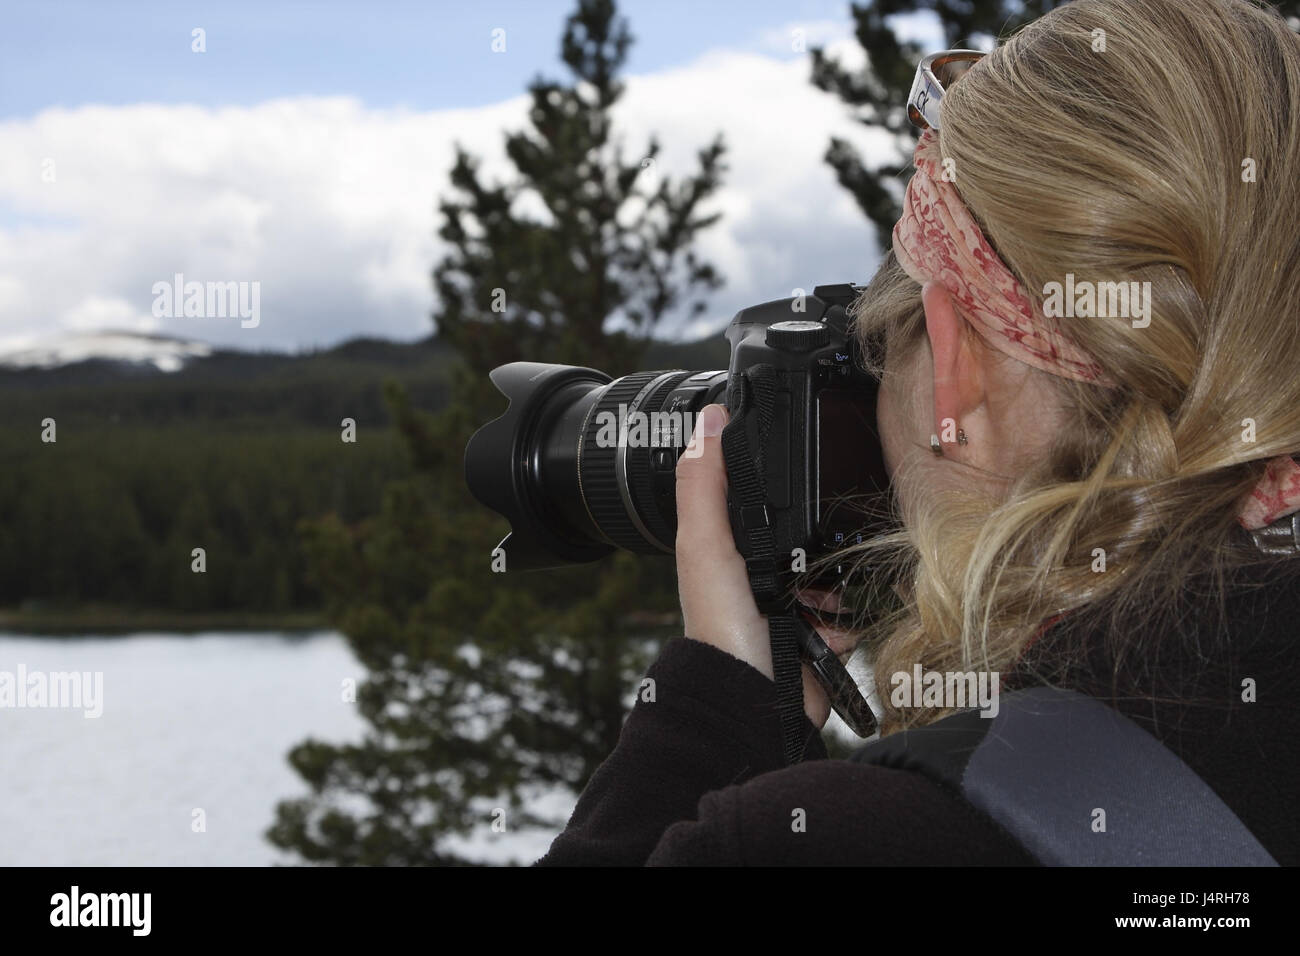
[2,0,857,117]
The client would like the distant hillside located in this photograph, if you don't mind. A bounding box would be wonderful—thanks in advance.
[0,328,733,626]
[0,331,214,373]
[0,331,732,427]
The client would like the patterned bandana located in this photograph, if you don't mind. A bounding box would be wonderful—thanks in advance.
[891,128,1300,531]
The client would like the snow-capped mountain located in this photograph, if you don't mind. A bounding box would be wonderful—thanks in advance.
[0,332,214,373]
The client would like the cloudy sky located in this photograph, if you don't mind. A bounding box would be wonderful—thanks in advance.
[0,0,947,354]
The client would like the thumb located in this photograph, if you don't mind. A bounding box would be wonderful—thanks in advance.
[675,403,773,679]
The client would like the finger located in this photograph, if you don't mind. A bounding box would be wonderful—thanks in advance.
[675,404,733,557]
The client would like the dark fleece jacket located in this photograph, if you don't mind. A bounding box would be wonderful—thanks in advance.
[536,556,1300,865]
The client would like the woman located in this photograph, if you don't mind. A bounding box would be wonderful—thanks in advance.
[537,0,1300,865]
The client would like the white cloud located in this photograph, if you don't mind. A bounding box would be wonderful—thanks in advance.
[63,294,156,333]
[0,46,904,354]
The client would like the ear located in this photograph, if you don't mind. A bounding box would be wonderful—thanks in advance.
[921,281,986,437]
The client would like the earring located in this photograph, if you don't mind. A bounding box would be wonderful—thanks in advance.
[930,434,944,457]
[957,428,968,446]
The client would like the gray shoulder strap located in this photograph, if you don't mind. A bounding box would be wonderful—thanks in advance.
[854,685,1278,866]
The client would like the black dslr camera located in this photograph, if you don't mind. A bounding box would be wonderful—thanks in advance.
[464,283,892,742]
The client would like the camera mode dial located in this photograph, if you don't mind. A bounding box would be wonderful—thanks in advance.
[765,320,830,352]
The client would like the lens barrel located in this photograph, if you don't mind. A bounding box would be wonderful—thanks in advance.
[464,363,726,570]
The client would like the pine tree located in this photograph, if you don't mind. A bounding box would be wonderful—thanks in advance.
[812,0,1300,253]
[268,0,726,865]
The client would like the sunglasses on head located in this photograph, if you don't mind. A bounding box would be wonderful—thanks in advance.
[907,49,986,130]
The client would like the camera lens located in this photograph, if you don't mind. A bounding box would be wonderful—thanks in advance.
[464,363,726,570]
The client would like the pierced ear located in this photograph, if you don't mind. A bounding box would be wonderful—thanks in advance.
[921,281,970,431]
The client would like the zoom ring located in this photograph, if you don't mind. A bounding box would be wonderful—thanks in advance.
[579,372,663,552]
[625,371,694,551]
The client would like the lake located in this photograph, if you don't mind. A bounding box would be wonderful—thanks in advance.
[0,631,564,866]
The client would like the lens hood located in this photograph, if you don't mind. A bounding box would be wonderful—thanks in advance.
[464,362,616,570]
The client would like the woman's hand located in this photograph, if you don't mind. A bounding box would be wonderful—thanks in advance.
[674,403,855,729]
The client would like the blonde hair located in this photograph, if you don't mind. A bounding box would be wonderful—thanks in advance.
[838,0,1300,734]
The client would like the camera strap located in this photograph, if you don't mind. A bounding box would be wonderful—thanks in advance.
[720,366,813,766]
